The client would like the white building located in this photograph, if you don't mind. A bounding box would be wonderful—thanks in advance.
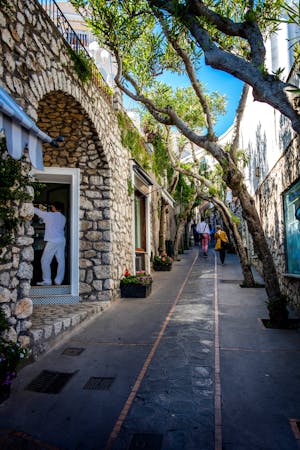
[234,19,300,309]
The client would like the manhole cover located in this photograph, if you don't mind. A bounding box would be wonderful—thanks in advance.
[83,377,115,390]
[62,347,85,356]
[26,370,75,394]
[128,433,163,450]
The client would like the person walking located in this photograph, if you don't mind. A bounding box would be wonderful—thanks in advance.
[34,201,66,286]
[196,218,210,257]
[214,224,229,264]
[191,220,199,246]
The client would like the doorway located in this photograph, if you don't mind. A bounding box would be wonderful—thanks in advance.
[32,183,70,286]
[31,167,80,303]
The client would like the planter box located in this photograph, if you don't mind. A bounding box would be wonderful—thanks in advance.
[153,263,172,271]
[120,283,152,298]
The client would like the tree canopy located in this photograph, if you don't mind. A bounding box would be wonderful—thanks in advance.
[70,0,293,320]
[71,0,300,134]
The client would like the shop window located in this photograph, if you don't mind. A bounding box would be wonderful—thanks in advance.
[283,178,300,275]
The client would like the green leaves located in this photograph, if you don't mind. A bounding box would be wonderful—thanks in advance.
[68,48,93,83]
[0,140,34,250]
[117,111,151,171]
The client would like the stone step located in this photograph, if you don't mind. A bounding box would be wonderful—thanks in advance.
[30,285,71,296]
[29,302,111,359]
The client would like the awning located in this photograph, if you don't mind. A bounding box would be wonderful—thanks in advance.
[131,159,175,207]
[0,86,53,170]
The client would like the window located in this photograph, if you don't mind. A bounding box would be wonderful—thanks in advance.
[283,178,300,275]
[134,191,146,251]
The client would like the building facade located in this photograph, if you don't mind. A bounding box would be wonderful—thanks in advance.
[0,0,175,351]
[237,21,300,310]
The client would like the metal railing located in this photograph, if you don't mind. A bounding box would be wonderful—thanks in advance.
[37,0,112,102]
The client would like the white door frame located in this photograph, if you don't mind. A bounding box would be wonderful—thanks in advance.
[32,167,80,296]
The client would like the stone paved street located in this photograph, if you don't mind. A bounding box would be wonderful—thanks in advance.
[0,247,300,450]
[113,255,215,450]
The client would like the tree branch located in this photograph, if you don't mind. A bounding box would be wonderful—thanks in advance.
[230,83,249,159]
[154,9,216,138]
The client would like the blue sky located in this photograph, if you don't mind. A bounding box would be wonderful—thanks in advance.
[125,66,243,137]
[192,66,244,136]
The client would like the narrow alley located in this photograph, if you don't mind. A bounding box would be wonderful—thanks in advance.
[0,247,300,450]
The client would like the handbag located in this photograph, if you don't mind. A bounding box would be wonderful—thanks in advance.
[221,240,229,250]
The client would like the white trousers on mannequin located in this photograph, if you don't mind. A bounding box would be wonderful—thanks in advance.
[41,240,65,285]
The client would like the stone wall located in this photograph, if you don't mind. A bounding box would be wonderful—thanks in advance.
[0,153,34,347]
[255,138,300,311]
[0,0,133,344]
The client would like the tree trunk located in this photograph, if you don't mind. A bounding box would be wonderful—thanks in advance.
[213,197,256,287]
[173,217,186,260]
[158,199,168,255]
[173,192,197,260]
[238,187,288,325]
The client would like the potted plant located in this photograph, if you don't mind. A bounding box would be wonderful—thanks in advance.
[120,270,153,298]
[153,254,173,271]
[0,308,29,403]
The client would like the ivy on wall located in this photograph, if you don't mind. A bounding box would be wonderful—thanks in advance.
[68,48,93,83]
[117,111,151,171]
[150,134,173,185]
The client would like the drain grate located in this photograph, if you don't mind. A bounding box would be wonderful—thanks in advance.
[62,347,85,356]
[220,279,243,284]
[128,433,163,450]
[83,377,115,390]
[26,370,75,394]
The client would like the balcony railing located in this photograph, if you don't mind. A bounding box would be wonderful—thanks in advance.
[37,0,112,102]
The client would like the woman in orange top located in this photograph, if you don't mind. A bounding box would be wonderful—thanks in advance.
[214,224,229,264]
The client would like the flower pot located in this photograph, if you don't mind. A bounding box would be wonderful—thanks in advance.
[153,263,172,271]
[120,283,152,298]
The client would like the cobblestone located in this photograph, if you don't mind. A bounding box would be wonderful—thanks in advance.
[30,302,110,359]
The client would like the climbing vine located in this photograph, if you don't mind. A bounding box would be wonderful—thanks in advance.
[173,173,196,219]
[0,139,39,250]
[151,134,173,185]
[117,111,151,171]
[68,48,93,83]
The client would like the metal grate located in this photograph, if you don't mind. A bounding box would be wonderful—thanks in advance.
[62,347,85,356]
[26,370,75,394]
[220,279,243,284]
[129,433,163,450]
[83,377,115,390]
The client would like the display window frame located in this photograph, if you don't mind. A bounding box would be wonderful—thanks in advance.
[283,177,300,278]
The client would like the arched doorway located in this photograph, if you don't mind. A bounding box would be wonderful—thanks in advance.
[31,90,112,304]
